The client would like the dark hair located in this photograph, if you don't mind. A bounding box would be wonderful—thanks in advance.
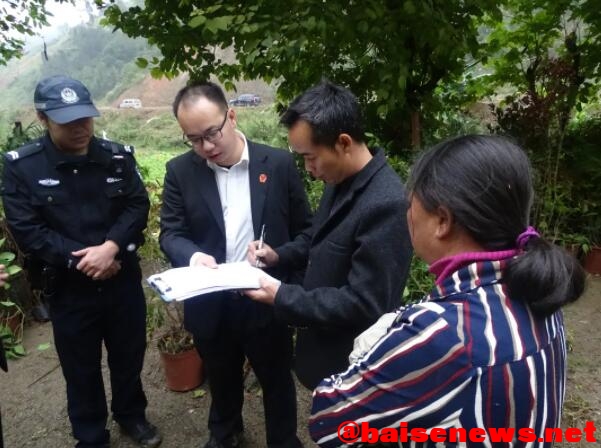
[407,134,584,316]
[172,81,228,117]
[280,80,365,147]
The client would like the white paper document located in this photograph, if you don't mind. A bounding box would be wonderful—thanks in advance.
[147,261,276,302]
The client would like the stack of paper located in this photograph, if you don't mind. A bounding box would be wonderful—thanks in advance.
[147,261,275,302]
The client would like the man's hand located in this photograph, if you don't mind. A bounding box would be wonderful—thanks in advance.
[243,276,281,305]
[72,240,119,280]
[247,241,279,268]
[191,253,218,268]
[93,260,122,281]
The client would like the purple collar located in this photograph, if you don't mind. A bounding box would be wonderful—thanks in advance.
[429,249,518,285]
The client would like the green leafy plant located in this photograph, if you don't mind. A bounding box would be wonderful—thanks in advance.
[403,256,435,305]
[0,237,22,279]
[0,237,25,359]
[145,288,166,342]
[138,178,166,263]
[0,301,25,359]
[101,0,505,151]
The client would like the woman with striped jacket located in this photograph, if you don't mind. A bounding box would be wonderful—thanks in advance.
[310,135,585,448]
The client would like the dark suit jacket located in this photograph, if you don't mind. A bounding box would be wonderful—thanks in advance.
[274,148,413,388]
[159,140,312,338]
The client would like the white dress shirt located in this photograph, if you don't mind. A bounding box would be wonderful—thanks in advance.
[190,131,255,265]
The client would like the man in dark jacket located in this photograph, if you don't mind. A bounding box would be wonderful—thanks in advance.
[160,82,311,448]
[246,80,413,389]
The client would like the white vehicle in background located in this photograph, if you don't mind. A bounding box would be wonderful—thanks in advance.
[119,98,142,109]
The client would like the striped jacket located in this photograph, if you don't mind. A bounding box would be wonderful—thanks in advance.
[310,260,567,447]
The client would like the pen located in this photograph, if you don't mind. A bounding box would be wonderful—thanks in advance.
[256,224,266,267]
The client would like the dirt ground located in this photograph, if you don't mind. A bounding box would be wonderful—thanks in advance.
[1,277,600,448]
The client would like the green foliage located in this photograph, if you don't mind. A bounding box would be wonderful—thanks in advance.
[478,0,601,248]
[0,323,25,359]
[96,110,181,148]
[403,257,435,305]
[0,0,70,65]
[420,103,489,149]
[479,0,601,132]
[0,238,23,279]
[37,25,157,103]
[236,107,287,149]
[145,287,166,342]
[0,238,25,360]
[0,22,159,112]
[561,115,601,246]
[138,178,165,263]
[0,128,29,356]
[99,0,503,152]
[2,121,44,151]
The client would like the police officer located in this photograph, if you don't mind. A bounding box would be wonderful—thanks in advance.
[1,76,160,448]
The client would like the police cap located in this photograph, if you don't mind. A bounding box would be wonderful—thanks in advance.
[34,75,100,124]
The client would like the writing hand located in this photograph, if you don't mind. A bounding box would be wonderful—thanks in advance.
[247,241,279,268]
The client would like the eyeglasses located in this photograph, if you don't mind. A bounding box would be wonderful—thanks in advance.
[183,111,228,148]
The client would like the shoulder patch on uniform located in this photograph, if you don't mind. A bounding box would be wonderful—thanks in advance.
[4,140,44,162]
[97,138,135,155]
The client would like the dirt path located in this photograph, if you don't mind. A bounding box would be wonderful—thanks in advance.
[1,277,600,447]
[558,276,601,447]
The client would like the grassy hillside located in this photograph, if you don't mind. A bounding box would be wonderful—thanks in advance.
[0,23,158,114]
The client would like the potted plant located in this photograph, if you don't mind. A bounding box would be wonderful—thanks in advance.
[557,232,590,261]
[149,294,204,392]
[582,216,601,275]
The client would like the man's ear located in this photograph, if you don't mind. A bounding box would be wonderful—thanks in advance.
[36,111,48,126]
[434,206,454,239]
[227,107,237,128]
[335,133,353,154]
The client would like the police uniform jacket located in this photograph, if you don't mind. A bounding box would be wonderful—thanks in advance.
[1,134,149,281]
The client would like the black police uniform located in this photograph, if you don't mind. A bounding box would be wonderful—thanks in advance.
[1,133,150,447]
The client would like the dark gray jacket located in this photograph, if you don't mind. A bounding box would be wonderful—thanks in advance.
[274,148,412,388]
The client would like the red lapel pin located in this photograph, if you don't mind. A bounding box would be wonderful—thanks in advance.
[259,173,267,183]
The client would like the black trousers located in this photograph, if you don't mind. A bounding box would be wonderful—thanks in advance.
[194,318,301,448]
[49,272,147,447]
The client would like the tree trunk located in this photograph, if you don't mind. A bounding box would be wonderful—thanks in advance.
[410,110,421,150]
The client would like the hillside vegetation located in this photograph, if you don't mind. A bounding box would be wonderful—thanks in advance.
[0,24,157,113]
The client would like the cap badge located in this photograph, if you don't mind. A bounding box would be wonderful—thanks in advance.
[60,87,79,104]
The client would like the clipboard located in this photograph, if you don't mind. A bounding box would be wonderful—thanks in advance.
[147,261,277,302]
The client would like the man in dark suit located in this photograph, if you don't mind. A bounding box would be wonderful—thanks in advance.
[159,82,311,448]
[246,81,413,390]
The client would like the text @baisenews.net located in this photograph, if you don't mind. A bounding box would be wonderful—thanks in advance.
[335,421,597,444]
